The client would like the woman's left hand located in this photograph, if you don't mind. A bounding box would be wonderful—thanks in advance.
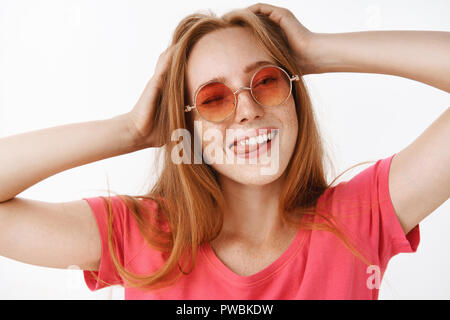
[247,3,319,74]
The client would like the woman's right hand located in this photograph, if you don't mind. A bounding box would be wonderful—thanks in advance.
[125,45,176,148]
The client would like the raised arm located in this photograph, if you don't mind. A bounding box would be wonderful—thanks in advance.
[249,3,450,233]
[0,115,137,270]
[248,3,450,92]
[308,31,450,93]
[0,46,174,270]
[0,115,139,203]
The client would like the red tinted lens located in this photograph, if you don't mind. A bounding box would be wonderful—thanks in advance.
[195,82,235,122]
[251,67,291,106]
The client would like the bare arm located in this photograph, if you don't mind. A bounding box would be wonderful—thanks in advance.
[305,30,450,232]
[309,31,450,92]
[0,198,101,270]
[248,3,450,92]
[0,115,140,270]
[249,3,450,234]
[0,46,175,271]
[292,25,450,233]
[0,115,139,203]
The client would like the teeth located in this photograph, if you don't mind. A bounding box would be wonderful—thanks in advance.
[237,132,274,146]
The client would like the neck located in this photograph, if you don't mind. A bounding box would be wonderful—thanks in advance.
[218,173,290,245]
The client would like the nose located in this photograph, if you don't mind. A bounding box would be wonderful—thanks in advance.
[233,87,265,124]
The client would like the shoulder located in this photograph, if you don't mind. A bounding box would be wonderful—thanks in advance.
[318,156,393,209]
[83,195,167,231]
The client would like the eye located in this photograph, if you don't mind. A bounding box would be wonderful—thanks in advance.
[254,76,277,87]
[201,96,224,105]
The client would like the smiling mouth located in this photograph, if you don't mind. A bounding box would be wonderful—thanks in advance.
[228,129,279,157]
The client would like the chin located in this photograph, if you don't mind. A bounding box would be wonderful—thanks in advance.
[212,160,289,186]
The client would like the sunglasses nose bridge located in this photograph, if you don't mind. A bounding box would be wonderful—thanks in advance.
[233,86,253,107]
[233,86,251,96]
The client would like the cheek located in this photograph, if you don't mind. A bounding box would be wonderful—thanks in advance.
[285,96,298,118]
[193,120,226,151]
[277,99,298,151]
[287,101,298,133]
[276,98,298,133]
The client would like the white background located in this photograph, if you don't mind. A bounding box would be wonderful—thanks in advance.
[0,0,449,299]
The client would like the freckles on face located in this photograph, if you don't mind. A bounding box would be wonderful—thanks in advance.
[186,27,299,184]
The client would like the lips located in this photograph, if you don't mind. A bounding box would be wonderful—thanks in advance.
[228,127,279,157]
[227,127,278,149]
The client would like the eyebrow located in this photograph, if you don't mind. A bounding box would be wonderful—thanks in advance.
[197,60,275,89]
[244,60,274,74]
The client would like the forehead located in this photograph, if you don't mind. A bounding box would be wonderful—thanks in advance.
[186,27,276,94]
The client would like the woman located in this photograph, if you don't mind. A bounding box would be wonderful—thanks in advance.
[0,3,448,300]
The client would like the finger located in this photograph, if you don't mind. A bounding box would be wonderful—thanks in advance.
[139,47,174,103]
[149,46,176,95]
[247,3,288,26]
[247,2,279,15]
[154,45,176,76]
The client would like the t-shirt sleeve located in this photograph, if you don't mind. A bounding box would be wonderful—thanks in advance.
[319,153,420,270]
[82,196,127,291]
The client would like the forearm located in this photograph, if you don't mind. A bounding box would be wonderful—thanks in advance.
[308,31,450,92]
[0,114,140,202]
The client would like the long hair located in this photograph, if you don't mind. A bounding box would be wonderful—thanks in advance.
[90,8,375,291]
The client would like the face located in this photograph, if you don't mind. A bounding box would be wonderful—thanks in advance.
[185,27,298,186]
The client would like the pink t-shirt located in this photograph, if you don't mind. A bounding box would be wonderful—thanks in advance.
[82,153,419,299]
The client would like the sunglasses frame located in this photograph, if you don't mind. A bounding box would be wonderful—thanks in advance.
[184,65,300,123]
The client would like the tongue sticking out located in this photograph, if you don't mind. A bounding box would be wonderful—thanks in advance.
[234,141,259,154]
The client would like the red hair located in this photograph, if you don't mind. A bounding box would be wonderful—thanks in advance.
[88,8,375,291]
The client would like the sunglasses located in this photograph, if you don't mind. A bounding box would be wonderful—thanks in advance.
[184,65,300,123]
